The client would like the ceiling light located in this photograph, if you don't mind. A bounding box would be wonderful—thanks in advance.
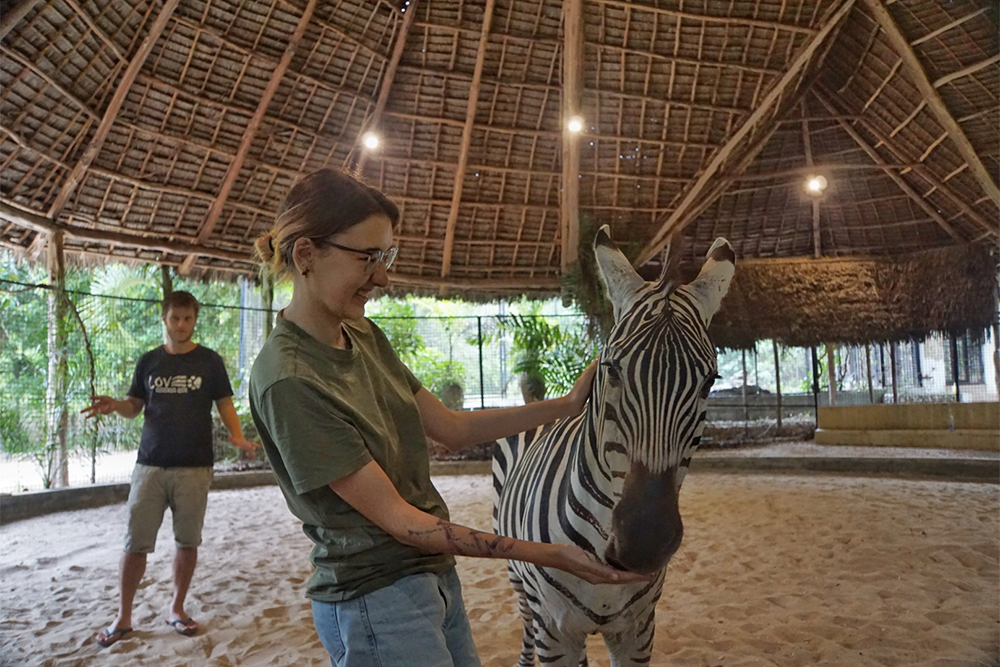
[804,174,828,197]
[362,132,380,150]
[567,116,584,133]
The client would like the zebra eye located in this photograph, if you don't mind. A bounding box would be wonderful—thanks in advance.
[602,361,623,387]
[700,374,719,399]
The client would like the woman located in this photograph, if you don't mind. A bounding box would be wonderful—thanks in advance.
[249,169,645,667]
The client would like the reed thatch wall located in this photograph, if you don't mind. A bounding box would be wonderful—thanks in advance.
[709,245,998,349]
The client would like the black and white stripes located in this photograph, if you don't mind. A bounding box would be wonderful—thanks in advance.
[491,229,735,667]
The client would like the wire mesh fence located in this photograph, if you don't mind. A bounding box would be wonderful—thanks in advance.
[2,278,997,493]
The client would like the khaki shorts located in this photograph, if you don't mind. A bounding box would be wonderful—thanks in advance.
[123,464,213,554]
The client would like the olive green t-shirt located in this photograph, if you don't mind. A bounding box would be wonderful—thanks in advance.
[249,314,454,601]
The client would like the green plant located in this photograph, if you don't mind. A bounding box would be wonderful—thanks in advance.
[492,309,599,399]
[370,299,467,405]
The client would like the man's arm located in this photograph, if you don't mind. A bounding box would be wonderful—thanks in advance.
[414,360,598,452]
[82,396,144,420]
[215,397,262,459]
[330,460,648,585]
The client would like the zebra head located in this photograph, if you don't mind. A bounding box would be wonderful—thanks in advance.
[592,225,734,574]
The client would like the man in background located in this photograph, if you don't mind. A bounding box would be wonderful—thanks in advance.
[83,290,260,648]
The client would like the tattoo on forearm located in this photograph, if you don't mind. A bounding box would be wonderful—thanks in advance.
[407,520,515,557]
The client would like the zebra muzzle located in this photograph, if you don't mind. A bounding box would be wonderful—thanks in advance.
[603,464,684,574]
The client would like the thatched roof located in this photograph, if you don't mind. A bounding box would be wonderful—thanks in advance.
[708,245,998,349]
[1,0,997,300]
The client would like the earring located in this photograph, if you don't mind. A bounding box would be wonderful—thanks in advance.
[301,268,311,277]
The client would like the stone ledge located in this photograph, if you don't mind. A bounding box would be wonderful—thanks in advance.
[814,428,999,451]
[3,456,996,525]
[690,456,999,483]
[0,470,276,525]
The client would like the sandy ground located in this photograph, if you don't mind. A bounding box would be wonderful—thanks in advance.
[1,473,997,667]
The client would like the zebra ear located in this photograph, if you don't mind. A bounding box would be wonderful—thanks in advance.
[594,225,645,321]
[686,238,735,326]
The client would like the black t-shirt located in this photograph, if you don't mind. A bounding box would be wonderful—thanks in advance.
[128,345,233,468]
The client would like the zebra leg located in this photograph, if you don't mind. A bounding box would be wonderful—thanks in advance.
[508,569,536,667]
[531,617,586,667]
[602,607,657,667]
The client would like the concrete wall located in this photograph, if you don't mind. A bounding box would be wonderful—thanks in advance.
[0,463,489,525]
[707,391,881,421]
[815,402,999,450]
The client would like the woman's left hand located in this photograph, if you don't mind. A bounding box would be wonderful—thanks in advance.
[564,359,598,414]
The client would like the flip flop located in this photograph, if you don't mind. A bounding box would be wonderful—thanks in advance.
[95,626,132,648]
[166,617,198,637]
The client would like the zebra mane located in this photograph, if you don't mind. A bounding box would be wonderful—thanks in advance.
[654,233,686,295]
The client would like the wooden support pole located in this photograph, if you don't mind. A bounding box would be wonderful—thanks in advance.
[826,344,837,406]
[560,0,583,272]
[810,346,820,420]
[262,271,274,339]
[865,343,874,404]
[950,332,961,403]
[639,0,856,264]
[772,340,782,430]
[44,231,70,488]
[161,265,173,298]
[801,100,822,258]
[440,0,496,278]
[351,3,418,173]
[46,0,181,221]
[180,0,318,275]
[741,348,749,422]
[993,322,1000,400]
[889,343,898,404]
[860,0,999,207]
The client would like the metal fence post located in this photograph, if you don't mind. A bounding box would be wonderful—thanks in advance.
[478,316,485,409]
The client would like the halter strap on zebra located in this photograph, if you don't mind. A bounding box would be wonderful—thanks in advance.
[493,226,735,667]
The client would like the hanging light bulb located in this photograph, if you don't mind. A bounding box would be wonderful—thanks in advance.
[362,132,381,150]
[804,174,828,197]
[567,115,584,133]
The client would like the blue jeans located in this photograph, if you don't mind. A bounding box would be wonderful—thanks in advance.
[312,567,481,667]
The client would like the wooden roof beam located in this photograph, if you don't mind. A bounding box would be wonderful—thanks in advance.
[0,0,44,41]
[801,100,822,258]
[440,0,496,279]
[812,90,964,243]
[829,92,997,238]
[391,273,560,291]
[911,6,992,47]
[638,0,856,265]
[45,0,181,222]
[561,0,583,270]
[595,0,818,36]
[350,2,418,173]
[61,0,126,61]
[1,200,248,262]
[179,0,318,275]
[860,0,999,207]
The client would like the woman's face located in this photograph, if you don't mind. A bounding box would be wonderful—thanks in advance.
[299,213,395,321]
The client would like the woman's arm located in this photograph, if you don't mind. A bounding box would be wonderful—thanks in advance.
[329,459,647,585]
[415,360,597,452]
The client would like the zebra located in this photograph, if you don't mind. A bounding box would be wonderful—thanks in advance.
[492,225,735,667]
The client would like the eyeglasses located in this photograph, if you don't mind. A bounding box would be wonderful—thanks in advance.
[315,238,398,274]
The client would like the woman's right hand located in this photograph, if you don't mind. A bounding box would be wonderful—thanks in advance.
[549,543,653,585]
